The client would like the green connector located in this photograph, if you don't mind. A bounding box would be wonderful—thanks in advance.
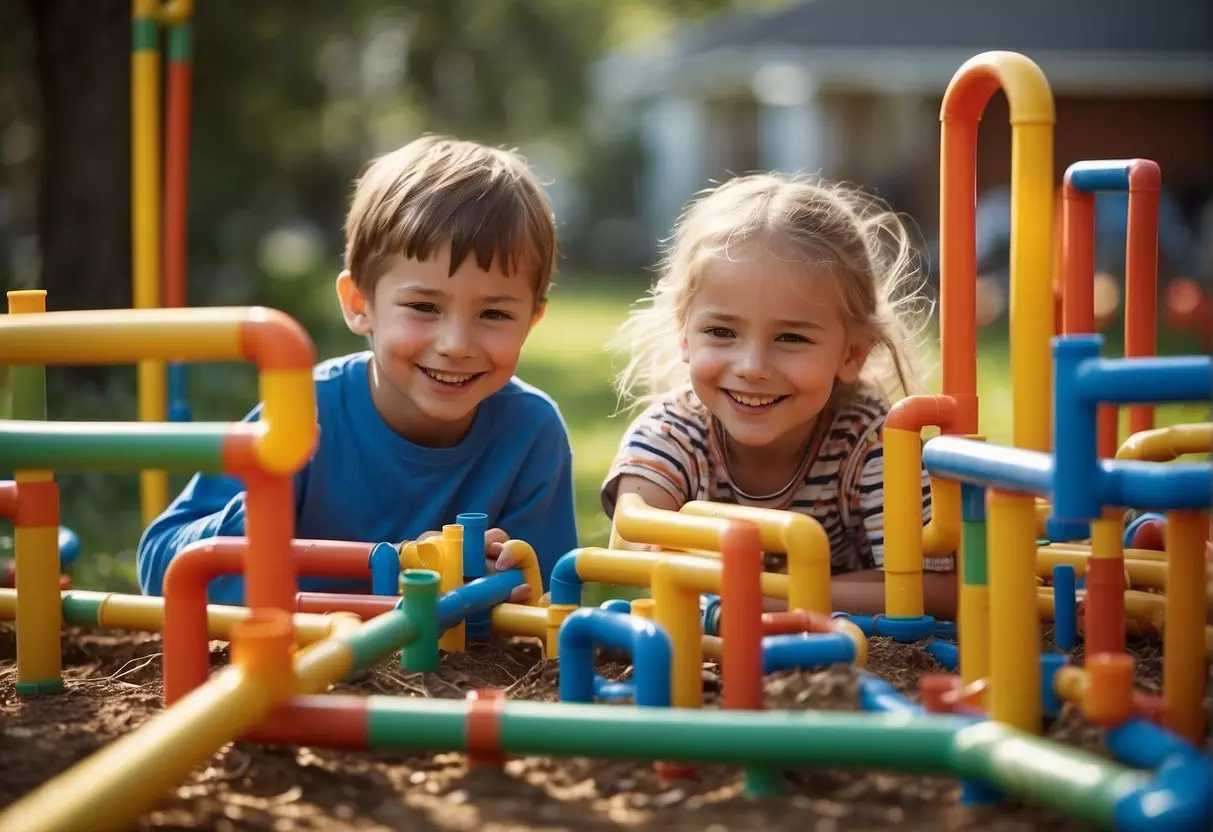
[400,569,439,673]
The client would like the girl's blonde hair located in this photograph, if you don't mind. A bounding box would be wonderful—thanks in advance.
[611,172,934,411]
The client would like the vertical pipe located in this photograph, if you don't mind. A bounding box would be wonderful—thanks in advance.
[938,115,980,436]
[881,427,926,617]
[651,562,703,710]
[1051,336,1102,523]
[458,512,490,640]
[958,482,989,688]
[164,19,193,423]
[132,0,168,525]
[369,541,400,596]
[986,490,1041,734]
[1124,167,1159,437]
[400,570,439,673]
[1086,510,1126,657]
[7,289,64,695]
[1051,564,1077,652]
[1162,510,1208,744]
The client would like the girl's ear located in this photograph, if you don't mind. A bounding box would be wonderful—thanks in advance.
[837,335,873,384]
[336,271,372,336]
[679,329,690,363]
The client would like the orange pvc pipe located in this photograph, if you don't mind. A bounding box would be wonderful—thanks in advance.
[0,481,16,518]
[885,393,959,434]
[163,56,191,310]
[295,592,394,619]
[761,610,833,636]
[720,522,763,712]
[162,537,375,704]
[1123,161,1159,437]
[243,695,369,748]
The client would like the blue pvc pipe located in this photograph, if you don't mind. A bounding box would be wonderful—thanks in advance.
[57,526,81,568]
[558,608,671,707]
[436,570,524,633]
[1106,720,1213,832]
[1052,564,1077,651]
[550,550,584,605]
[600,599,632,614]
[857,675,924,714]
[593,676,634,702]
[1076,356,1211,407]
[457,512,490,639]
[1067,159,1136,192]
[922,436,1053,496]
[1098,459,1211,513]
[369,541,400,596]
[762,632,855,673]
[924,640,959,672]
[167,362,191,423]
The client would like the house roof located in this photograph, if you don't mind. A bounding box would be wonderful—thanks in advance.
[679,0,1212,57]
[594,0,1213,103]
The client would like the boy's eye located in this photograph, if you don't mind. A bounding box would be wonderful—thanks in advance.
[775,332,813,344]
[404,302,439,314]
[482,309,514,321]
[703,326,734,339]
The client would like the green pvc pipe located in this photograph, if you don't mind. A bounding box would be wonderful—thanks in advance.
[949,722,1145,829]
[962,518,988,586]
[10,363,45,423]
[341,608,417,672]
[61,590,106,628]
[360,699,1145,829]
[0,421,225,472]
[400,570,438,673]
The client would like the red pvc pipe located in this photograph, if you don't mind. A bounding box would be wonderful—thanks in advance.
[162,537,375,704]
[1123,161,1159,437]
[721,521,763,711]
[244,695,369,748]
[1083,557,1126,657]
[163,57,191,309]
[761,610,833,636]
[295,592,396,619]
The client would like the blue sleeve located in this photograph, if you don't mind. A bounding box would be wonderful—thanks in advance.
[136,403,305,598]
[498,414,579,587]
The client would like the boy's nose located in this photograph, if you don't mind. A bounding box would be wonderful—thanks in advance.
[435,323,475,358]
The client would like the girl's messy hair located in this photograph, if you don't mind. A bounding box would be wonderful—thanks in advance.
[610,172,935,412]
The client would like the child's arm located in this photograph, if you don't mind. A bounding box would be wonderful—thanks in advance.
[136,472,248,596]
[830,568,958,621]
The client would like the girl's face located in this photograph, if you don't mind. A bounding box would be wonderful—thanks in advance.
[680,251,868,457]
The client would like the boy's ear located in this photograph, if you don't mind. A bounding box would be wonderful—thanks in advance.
[837,336,873,384]
[336,271,372,336]
[529,301,546,331]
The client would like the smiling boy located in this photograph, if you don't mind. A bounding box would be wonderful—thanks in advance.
[137,135,579,605]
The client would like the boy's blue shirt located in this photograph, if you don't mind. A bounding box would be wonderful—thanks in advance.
[137,351,580,605]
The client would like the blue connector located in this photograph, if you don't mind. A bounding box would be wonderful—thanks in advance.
[368,541,401,596]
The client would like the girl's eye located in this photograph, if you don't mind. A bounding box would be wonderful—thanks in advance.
[405,302,439,314]
[482,309,514,321]
[775,333,813,343]
[703,326,734,339]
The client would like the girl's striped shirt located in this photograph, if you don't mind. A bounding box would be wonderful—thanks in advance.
[601,386,952,575]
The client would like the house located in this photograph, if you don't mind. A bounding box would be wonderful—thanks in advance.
[590,0,1213,268]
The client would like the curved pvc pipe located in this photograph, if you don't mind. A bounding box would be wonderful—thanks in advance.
[924,640,959,672]
[1105,719,1213,832]
[558,608,671,707]
[593,677,635,702]
[858,675,925,714]
[1116,423,1212,462]
[161,537,376,703]
[939,50,1054,451]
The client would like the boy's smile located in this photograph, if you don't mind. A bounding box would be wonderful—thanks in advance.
[338,244,541,446]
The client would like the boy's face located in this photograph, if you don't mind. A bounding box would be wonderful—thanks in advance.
[337,244,542,446]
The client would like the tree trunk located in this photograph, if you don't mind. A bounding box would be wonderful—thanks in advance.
[27,0,131,313]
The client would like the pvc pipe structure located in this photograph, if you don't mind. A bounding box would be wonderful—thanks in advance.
[1053,335,1211,522]
[0,587,352,647]
[163,6,194,426]
[161,537,375,704]
[4,290,62,696]
[882,394,963,619]
[858,676,926,714]
[0,609,298,832]
[939,51,1054,451]
[457,512,492,639]
[1116,423,1212,462]
[1062,159,1161,458]
[558,608,671,707]
[436,570,525,633]
[922,434,1211,512]
[612,492,829,615]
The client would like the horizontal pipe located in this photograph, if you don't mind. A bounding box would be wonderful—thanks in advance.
[1075,356,1211,406]
[0,420,229,472]
[762,632,855,673]
[436,571,525,633]
[1066,159,1160,194]
[1116,423,1212,462]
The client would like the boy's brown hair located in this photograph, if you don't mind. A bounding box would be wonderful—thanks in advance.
[343,134,558,302]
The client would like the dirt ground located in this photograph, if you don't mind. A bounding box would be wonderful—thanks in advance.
[0,620,1195,832]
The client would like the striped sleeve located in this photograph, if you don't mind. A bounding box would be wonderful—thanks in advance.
[600,400,704,518]
[851,433,953,573]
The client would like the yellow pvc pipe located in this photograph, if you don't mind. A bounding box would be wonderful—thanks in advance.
[491,603,547,640]
[1036,547,1165,589]
[651,556,723,709]
[15,523,62,691]
[987,491,1041,733]
[1044,543,1167,562]
[1162,510,1208,744]
[0,610,297,832]
[1116,423,1212,461]
[571,546,790,602]
[681,499,830,614]
[1036,585,1213,652]
[1008,121,1056,454]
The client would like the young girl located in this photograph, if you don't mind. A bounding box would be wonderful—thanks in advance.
[601,172,956,619]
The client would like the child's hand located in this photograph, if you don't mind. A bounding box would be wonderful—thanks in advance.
[484,527,532,603]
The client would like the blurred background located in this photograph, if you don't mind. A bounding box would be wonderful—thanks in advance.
[1,0,1211,592]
